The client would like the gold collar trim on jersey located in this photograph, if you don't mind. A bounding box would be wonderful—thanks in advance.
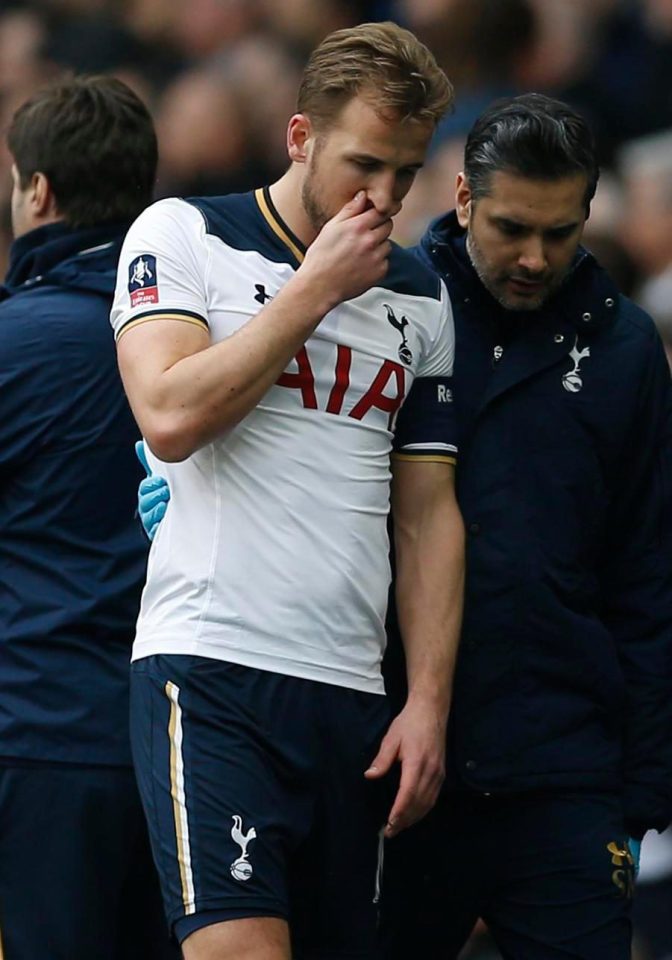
[255,187,305,264]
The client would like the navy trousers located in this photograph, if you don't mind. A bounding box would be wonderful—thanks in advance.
[0,762,178,960]
[380,790,634,960]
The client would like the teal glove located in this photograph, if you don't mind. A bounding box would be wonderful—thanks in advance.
[135,440,170,541]
[628,838,641,877]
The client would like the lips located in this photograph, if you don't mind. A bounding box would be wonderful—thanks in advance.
[507,277,545,293]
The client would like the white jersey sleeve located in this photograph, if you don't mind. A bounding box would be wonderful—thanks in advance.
[415,279,455,378]
[392,279,457,462]
[110,198,210,341]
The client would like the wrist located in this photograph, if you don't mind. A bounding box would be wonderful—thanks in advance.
[290,266,341,317]
[405,685,451,720]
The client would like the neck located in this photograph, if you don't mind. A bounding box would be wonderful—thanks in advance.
[13,211,64,241]
[268,168,318,248]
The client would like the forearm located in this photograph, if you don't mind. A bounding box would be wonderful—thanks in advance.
[394,493,465,717]
[120,272,336,461]
[370,461,463,835]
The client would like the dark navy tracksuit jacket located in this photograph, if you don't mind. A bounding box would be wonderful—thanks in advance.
[0,222,147,766]
[387,211,672,840]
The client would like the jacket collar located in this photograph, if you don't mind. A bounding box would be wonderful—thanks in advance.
[3,221,129,293]
[420,210,619,337]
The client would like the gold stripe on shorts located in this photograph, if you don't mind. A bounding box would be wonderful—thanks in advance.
[165,680,196,915]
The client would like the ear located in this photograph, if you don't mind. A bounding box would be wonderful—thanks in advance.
[287,113,313,164]
[30,172,58,220]
[455,172,472,229]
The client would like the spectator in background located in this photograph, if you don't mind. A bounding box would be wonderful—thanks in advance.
[0,76,177,960]
[0,6,55,273]
[224,35,305,181]
[577,171,637,301]
[618,128,672,364]
[408,0,537,140]
[259,0,361,56]
[561,0,672,164]
[154,64,256,197]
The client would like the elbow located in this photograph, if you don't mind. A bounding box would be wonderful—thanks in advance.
[142,412,203,463]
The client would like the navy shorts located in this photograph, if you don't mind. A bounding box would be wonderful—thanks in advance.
[130,655,392,958]
[0,761,177,960]
[380,789,634,960]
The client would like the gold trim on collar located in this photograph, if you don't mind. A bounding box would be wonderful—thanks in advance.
[255,188,305,264]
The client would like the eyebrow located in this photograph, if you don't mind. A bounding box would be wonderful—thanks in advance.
[348,152,424,170]
[493,216,580,233]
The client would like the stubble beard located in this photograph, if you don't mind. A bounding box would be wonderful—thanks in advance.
[466,230,562,312]
[301,147,330,235]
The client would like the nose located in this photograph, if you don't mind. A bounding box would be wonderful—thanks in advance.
[517,236,547,275]
[367,174,402,218]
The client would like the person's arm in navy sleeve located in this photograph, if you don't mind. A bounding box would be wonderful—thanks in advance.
[600,326,672,838]
[0,309,57,483]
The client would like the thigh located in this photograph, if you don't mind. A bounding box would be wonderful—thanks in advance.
[183,916,291,960]
[131,656,319,943]
[0,763,150,960]
[484,793,634,960]
[378,792,483,960]
[292,688,392,959]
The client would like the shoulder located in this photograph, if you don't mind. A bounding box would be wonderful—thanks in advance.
[186,190,293,265]
[617,294,660,341]
[597,292,663,363]
[380,242,442,301]
[0,285,108,356]
[614,296,670,384]
[586,293,670,400]
[125,197,205,242]
[186,191,256,241]
[573,254,660,355]
[117,198,210,296]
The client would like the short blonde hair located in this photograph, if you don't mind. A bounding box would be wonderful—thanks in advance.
[297,21,454,130]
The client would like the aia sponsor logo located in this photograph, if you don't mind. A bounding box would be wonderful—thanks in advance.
[277,344,407,429]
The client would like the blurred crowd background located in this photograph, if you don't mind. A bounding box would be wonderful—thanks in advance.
[1,0,672,957]
[2,0,672,363]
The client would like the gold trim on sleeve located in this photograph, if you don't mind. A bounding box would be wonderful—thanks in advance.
[116,313,208,342]
[391,453,457,465]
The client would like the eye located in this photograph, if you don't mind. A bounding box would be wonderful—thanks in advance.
[497,221,524,237]
[546,226,576,241]
[353,159,379,171]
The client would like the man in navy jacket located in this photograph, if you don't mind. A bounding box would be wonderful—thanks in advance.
[381,93,672,959]
[0,77,177,958]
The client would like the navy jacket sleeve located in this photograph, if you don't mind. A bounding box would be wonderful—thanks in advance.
[0,302,60,480]
[600,325,672,835]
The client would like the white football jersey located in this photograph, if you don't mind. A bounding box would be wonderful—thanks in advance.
[111,189,457,693]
